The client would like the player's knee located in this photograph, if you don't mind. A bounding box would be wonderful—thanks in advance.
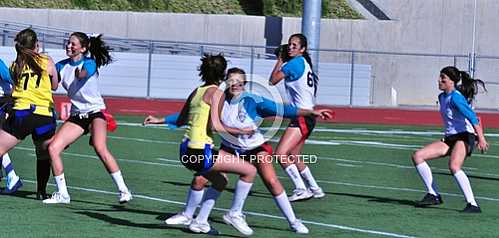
[93,143,109,157]
[411,150,424,164]
[449,164,461,174]
[48,141,63,156]
[191,176,208,190]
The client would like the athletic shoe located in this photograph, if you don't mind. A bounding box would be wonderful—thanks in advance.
[36,190,49,200]
[223,212,253,236]
[1,175,22,194]
[461,203,481,213]
[119,190,133,204]
[189,219,211,233]
[289,219,309,234]
[43,192,70,204]
[164,212,192,225]
[288,188,313,202]
[415,193,443,207]
[309,187,325,199]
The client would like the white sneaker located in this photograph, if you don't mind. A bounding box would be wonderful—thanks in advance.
[165,212,192,225]
[43,192,70,204]
[223,212,253,236]
[310,187,325,199]
[189,219,211,233]
[288,188,313,202]
[119,190,133,204]
[289,219,309,234]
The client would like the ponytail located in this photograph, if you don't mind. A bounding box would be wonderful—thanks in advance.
[88,34,113,68]
[70,32,113,69]
[12,28,42,85]
[458,70,487,103]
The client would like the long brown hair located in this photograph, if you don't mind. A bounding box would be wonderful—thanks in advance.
[12,28,42,85]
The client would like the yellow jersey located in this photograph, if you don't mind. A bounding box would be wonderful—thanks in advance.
[11,55,54,117]
[184,85,217,149]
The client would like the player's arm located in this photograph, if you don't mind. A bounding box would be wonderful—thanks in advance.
[75,58,96,81]
[46,56,58,90]
[452,95,488,152]
[209,88,254,135]
[269,58,285,85]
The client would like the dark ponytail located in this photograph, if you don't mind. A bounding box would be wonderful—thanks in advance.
[458,70,486,103]
[12,28,42,85]
[440,66,487,103]
[289,33,313,69]
[70,32,113,69]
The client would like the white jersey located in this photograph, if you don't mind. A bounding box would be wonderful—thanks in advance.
[220,92,299,151]
[56,57,106,114]
[281,56,317,110]
[221,94,266,150]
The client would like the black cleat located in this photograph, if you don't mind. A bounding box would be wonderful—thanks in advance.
[36,190,49,200]
[415,193,443,207]
[461,203,481,213]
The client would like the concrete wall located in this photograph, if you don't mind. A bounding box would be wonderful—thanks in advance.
[0,3,498,109]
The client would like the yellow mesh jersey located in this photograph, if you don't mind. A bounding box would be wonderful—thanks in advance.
[11,55,54,116]
[184,85,218,149]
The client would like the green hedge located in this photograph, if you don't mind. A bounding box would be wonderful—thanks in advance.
[0,0,361,19]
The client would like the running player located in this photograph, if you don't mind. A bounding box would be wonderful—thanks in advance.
[269,33,325,201]
[43,32,132,204]
[0,28,58,199]
[145,67,333,234]
[412,66,488,213]
[0,58,22,194]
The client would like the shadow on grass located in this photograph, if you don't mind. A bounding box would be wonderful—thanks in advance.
[161,180,273,199]
[329,191,458,211]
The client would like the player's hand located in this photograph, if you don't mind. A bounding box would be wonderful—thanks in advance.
[143,115,162,125]
[477,138,489,153]
[311,109,334,120]
[241,127,256,135]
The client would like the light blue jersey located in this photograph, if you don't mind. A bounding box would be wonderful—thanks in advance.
[0,59,12,96]
[438,90,478,136]
[221,92,298,150]
[56,57,105,114]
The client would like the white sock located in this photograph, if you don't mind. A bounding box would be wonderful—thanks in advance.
[273,191,297,223]
[300,166,320,189]
[285,164,307,190]
[110,170,129,193]
[196,187,221,223]
[229,180,253,215]
[415,162,439,195]
[453,170,478,206]
[2,153,17,178]
[55,173,69,197]
[183,188,204,218]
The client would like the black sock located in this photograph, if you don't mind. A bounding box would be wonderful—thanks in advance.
[36,159,51,194]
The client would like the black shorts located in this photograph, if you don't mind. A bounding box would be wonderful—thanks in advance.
[2,108,56,141]
[179,139,218,173]
[0,96,14,126]
[442,132,477,156]
[288,115,316,139]
[67,111,106,134]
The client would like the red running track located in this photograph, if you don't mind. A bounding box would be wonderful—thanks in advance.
[53,95,499,128]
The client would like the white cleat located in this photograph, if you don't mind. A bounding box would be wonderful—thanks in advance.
[223,212,253,236]
[310,187,326,199]
[119,190,133,204]
[189,219,211,233]
[289,219,309,234]
[288,188,313,202]
[43,192,70,204]
[164,212,192,226]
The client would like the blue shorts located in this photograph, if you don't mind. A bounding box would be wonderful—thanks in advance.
[179,139,218,174]
[2,106,56,142]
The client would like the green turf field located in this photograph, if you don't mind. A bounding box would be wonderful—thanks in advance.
[2,115,499,238]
